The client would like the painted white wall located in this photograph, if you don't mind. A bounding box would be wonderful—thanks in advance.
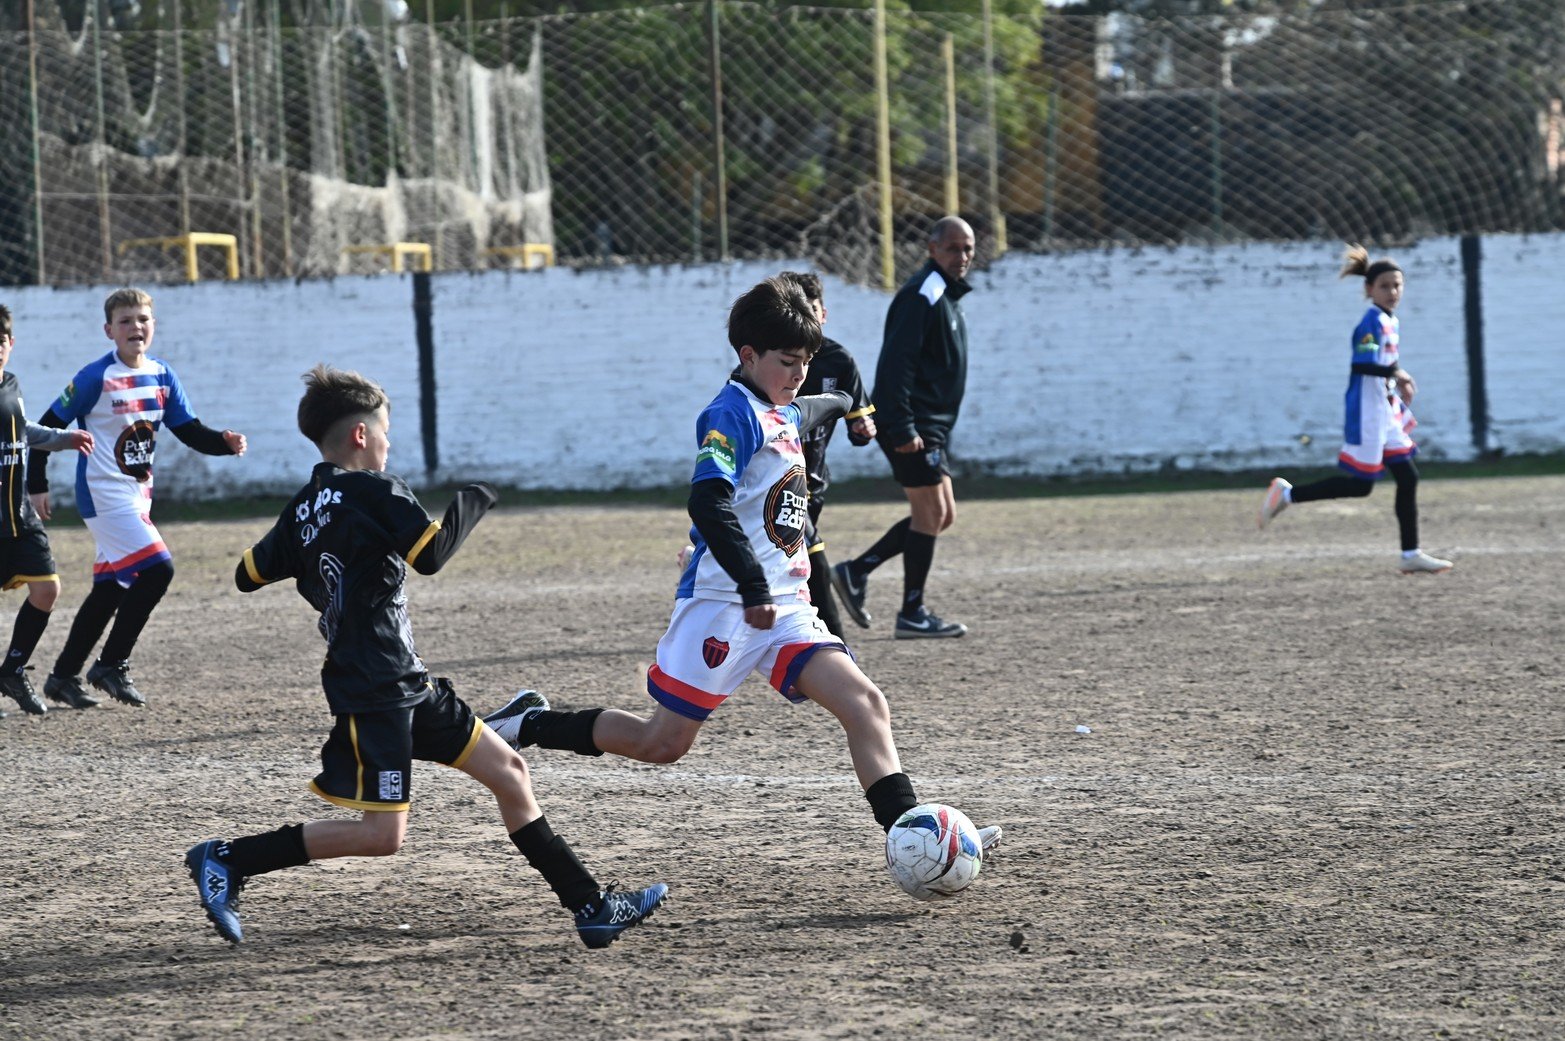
[3,233,1558,498]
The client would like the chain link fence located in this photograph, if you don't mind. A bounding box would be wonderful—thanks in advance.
[3,0,1562,288]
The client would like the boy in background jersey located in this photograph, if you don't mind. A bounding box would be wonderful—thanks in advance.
[0,305,95,716]
[779,271,876,640]
[184,364,667,949]
[27,288,247,708]
[486,276,1002,876]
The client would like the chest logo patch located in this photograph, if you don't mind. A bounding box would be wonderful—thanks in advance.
[764,465,809,556]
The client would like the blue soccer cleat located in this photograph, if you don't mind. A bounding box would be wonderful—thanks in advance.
[574,882,669,949]
[185,839,247,944]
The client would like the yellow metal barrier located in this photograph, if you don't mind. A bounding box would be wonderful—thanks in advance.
[341,242,433,273]
[482,243,555,270]
[118,232,240,282]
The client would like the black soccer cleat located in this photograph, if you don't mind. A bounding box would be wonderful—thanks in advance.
[44,672,101,710]
[830,562,872,629]
[574,882,669,949]
[87,660,146,707]
[483,688,550,750]
[0,668,47,715]
[893,607,968,639]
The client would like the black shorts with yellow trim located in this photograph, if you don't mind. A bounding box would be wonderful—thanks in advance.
[0,529,58,591]
[310,677,483,813]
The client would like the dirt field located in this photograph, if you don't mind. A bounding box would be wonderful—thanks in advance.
[1,475,1561,1041]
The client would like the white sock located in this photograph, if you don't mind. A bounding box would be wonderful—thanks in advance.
[1402,549,1420,559]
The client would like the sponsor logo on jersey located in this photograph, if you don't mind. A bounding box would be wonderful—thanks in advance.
[702,636,730,669]
[1354,333,1378,353]
[114,419,157,481]
[696,428,736,474]
[763,465,809,555]
[821,377,837,392]
[57,381,76,410]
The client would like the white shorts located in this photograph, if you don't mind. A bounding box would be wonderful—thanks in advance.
[647,598,848,721]
[1339,391,1417,479]
[83,509,171,587]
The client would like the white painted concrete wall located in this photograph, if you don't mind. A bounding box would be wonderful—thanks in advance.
[3,233,1559,499]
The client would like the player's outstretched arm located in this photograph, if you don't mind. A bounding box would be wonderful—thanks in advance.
[792,390,852,436]
[408,482,499,575]
[170,418,244,456]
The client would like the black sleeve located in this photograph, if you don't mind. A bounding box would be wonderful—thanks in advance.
[170,418,235,456]
[688,477,771,608]
[792,391,852,436]
[408,482,499,575]
[1350,361,1401,379]
[25,408,69,495]
[235,510,296,592]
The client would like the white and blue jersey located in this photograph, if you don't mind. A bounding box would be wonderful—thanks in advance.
[48,351,197,518]
[677,380,813,603]
[1339,305,1416,479]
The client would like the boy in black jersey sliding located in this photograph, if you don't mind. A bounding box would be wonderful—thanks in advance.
[0,305,96,717]
[184,364,666,949]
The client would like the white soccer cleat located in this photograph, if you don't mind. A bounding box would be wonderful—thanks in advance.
[978,824,1003,857]
[1399,550,1453,574]
[1257,477,1292,529]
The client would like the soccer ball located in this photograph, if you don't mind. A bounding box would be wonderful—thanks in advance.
[885,803,983,901]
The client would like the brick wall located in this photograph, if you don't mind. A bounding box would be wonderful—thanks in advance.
[3,233,1558,498]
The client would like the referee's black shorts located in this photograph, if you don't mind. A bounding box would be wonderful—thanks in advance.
[880,439,950,488]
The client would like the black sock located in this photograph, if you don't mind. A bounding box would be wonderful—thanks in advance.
[855,517,911,575]
[526,707,606,757]
[1389,460,1420,551]
[4,601,51,674]
[510,816,599,912]
[218,824,310,877]
[99,562,173,665]
[53,581,125,677]
[866,772,918,832]
[1290,475,1374,503]
[900,531,937,617]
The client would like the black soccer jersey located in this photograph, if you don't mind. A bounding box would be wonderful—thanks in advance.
[0,372,50,540]
[798,337,873,499]
[237,463,497,714]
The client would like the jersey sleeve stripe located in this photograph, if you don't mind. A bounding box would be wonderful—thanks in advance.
[241,547,272,586]
[403,521,441,565]
[845,404,876,419]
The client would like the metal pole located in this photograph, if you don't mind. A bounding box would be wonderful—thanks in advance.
[174,0,191,237]
[1209,89,1223,237]
[25,0,46,284]
[92,0,114,280]
[271,0,293,276]
[1461,235,1491,454]
[427,0,442,265]
[942,33,958,214]
[244,0,264,276]
[1043,82,1056,241]
[229,6,249,277]
[980,0,1005,255]
[707,0,729,260]
[873,0,893,290]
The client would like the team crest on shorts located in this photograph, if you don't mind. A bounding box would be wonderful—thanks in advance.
[702,636,730,669]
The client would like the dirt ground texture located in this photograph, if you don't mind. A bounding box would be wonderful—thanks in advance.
[1,475,1561,1041]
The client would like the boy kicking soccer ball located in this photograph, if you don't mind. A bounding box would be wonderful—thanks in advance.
[184,364,666,949]
[486,276,1001,878]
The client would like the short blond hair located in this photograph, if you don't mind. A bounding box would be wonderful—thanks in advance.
[103,287,154,323]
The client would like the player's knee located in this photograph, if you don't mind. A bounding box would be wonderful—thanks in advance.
[359,823,406,857]
[641,734,694,764]
[496,751,534,797]
[850,682,893,727]
[136,560,175,592]
[27,579,60,611]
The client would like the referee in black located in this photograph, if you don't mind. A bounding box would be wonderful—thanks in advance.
[832,215,975,639]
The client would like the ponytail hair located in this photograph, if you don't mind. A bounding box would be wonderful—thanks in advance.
[1339,243,1401,285]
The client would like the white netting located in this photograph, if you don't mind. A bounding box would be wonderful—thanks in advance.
[2,0,1562,287]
